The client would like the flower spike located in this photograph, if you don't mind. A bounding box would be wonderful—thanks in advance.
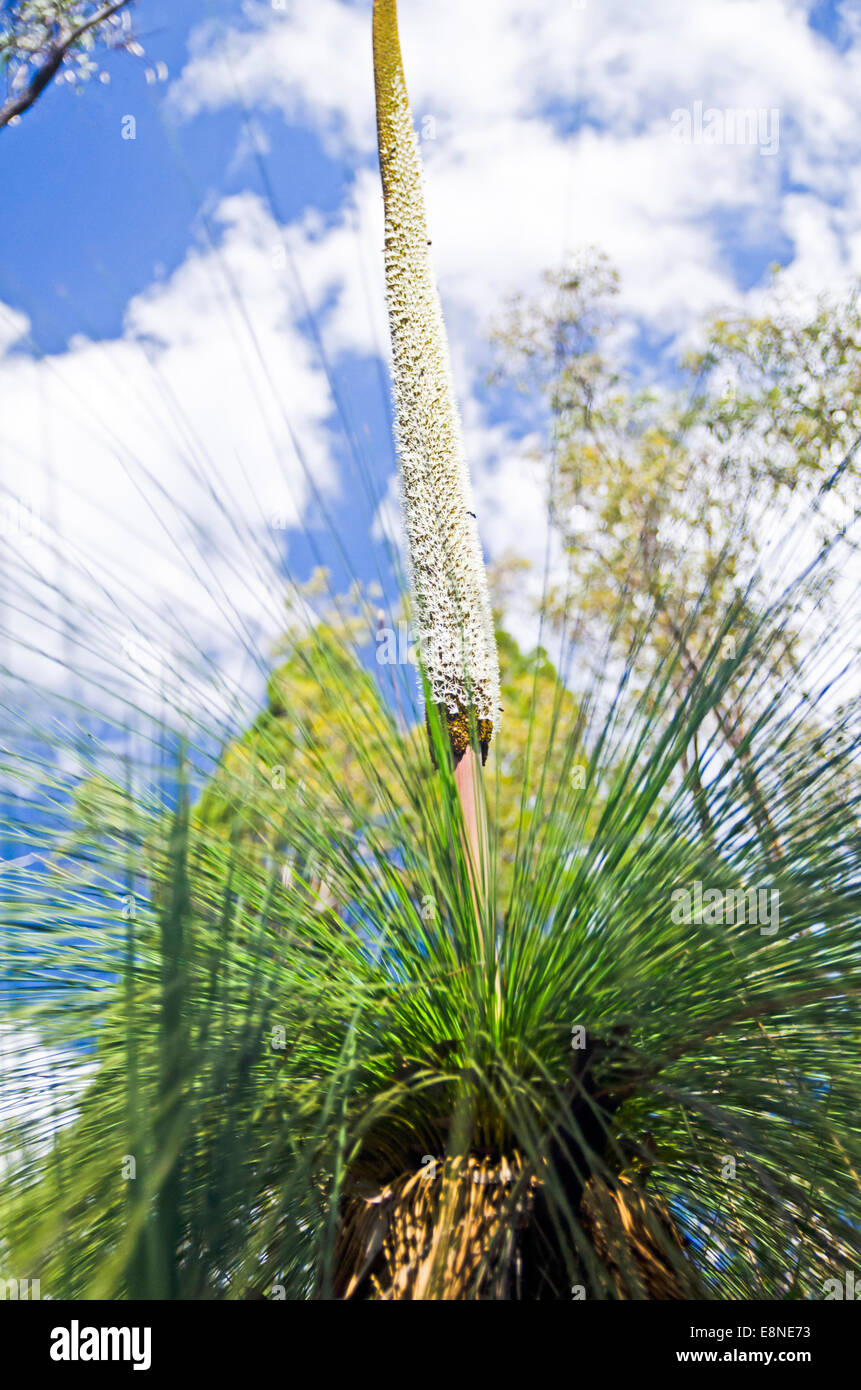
[373,0,500,760]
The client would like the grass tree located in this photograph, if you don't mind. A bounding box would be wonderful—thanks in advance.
[324,0,861,1298]
[0,0,859,1305]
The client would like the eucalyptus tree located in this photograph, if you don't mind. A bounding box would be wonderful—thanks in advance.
[492,265,861,852]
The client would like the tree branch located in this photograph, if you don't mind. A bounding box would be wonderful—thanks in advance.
[0,0,132,130]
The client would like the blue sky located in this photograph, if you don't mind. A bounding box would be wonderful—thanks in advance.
[1,0,860,745]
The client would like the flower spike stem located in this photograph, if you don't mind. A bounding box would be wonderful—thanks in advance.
[454,743,490,922]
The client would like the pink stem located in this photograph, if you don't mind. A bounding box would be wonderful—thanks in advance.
[454,745,487,916]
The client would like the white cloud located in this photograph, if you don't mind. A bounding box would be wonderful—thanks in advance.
[0,194,343,736]
[0,1025,97,1180]
[171,0,374,153]
[0,303,29,356]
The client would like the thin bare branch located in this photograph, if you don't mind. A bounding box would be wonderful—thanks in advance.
[0,0,132,130]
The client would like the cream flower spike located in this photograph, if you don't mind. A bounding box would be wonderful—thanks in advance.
[373,0,500,761]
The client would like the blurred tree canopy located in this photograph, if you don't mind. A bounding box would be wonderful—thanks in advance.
[490,261,860,839]
[195,578,588,905]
